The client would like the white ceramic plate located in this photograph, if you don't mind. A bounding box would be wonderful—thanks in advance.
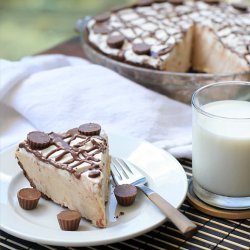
[0,133,187,247]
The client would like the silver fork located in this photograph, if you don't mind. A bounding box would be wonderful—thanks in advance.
[111,157,197,237]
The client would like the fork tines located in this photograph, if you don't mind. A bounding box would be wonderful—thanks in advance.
[111,157,145,186]
[112,158,133,179]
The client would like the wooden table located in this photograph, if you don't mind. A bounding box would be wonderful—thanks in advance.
[1,37,250,250]
[39,37,83,57]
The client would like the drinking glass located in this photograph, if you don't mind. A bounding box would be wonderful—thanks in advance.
[192,81,250,210]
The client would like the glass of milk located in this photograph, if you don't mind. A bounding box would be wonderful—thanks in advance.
[192,81,250,210]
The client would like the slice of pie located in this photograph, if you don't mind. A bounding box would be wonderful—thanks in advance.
[15,123,111,228]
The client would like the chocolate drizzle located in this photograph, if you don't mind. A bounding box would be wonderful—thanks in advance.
[88,0,250,68]
[19,129,108,179]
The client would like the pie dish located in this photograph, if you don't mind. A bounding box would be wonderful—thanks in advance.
[77,0,250,104]
[86,0,250,73]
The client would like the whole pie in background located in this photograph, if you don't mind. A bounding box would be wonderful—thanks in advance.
[87,0,250,74]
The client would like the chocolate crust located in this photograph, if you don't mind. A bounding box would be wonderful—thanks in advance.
[17,159,51,200]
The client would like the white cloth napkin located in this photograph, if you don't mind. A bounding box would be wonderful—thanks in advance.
[0,54,192,158]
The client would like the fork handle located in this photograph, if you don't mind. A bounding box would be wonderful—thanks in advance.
[137,185,197,237]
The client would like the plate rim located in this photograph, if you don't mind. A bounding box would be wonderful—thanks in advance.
[0,133,188,247]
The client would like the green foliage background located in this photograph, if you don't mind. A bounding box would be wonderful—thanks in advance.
[0,0,249,60]
[0,0,132,60]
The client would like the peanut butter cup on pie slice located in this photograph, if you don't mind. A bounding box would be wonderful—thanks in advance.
[107,35,125,49]
[133,43,151,55]
[168,0,184,5]
[93,24,110,35]
[78,123,101,136]
[95,12,111,23]
[231,3,248,12]
[136,0,154,6]
[27,131,51,150]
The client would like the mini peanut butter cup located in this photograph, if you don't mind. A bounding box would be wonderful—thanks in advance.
[111,5,128,12]
[95,12,111,23]
[57,210,81,231]
[27,131,51,150]
[93,24,110,35]
[204,0,220,4]
[137,0,154,6]
[232,3,248,12]
[168,0,184,5]
[133,43,151,55]
[78,123,101,136]
[17,188,41,210]
[107,34,125,49]
[155,0,167,3]
[114,184,137,206]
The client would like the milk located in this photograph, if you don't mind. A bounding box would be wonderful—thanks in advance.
[192,100,250,197]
